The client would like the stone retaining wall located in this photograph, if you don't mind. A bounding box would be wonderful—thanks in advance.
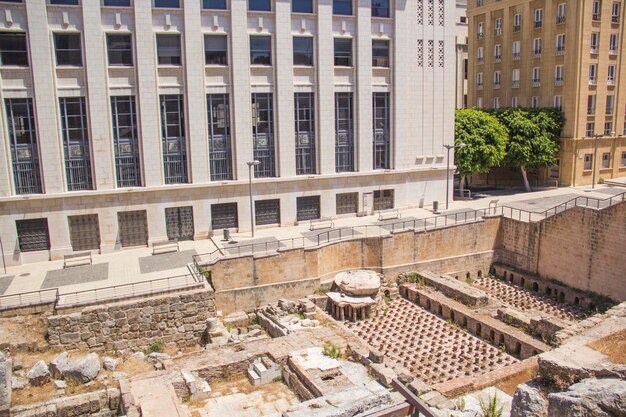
[46,289,215,352]
[9,388,120,417]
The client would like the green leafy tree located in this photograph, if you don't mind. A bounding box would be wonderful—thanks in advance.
[454,109,508,194]
[488,108,565,192]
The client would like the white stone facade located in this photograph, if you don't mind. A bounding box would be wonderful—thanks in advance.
[0,0,455,265]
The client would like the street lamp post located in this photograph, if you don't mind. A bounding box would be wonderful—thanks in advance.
[247,160,261,238]
[443,143,466,210]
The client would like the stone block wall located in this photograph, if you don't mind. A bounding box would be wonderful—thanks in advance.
[9,388,120,417]
[47,289,215,352]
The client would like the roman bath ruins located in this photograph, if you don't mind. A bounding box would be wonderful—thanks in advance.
[0,191,624,417]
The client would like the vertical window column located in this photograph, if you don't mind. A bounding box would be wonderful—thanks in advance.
[160,95,188,184]
[335,92,354,172]
[373,92,391,170]
[294,93,316,175]
[5,98,42,194]
[207,94,233,181]
[111,96,141,187]
[59,97,93,191]
[251,93,276,177]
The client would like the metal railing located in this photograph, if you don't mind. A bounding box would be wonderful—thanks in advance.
[0,288,58,311]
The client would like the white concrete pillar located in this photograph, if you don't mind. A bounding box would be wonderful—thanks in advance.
[317,0,335,174]
[355,0,373,172]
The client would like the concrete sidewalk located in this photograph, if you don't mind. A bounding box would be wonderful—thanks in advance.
[0,185,622,300]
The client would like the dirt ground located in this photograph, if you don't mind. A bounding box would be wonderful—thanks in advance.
[0,314,48,350]
[588,329,626,364]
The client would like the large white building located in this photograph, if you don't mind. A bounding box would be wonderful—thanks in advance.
[0,0,455,265]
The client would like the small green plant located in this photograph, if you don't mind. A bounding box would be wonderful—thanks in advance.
[322,342,341,359]
[598,177,605,184]
[455,396,466,411]
[409,274,425,287]
[447,319,459,329]
[498,343,507,353]
[383,294,392,304]
[466,276,475,285]
[479,392,503,417]
[523,283,534,291]
[198,265,211,281]
[298,312,305,320]
[506,316,514,325]
[144,340,164,355]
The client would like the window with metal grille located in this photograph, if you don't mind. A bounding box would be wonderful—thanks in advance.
[156,34,181,65]
[373,189,394,210]
[118,210,148,247]
[335,93,354,172]
[211,203,238,230]
[111,96,141,187]
[165,206,194,241]
[54,33,82,66]
[0,32,28,66]
[5,98,41,194]
[16,218,50,252]
[68,214,100,251]
[204,35,228,65]
[106,34,133,66]
[60,97,93,191]
[296,196,321,221]
[336,192,358,215]
[373,92,390,170]
[160,95,188,184]
[294,93,316,175]
[255,199,280,226]
[252,93,276,178]
[207,94,232,181]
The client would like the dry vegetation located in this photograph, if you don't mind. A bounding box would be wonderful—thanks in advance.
[588,329,626,364]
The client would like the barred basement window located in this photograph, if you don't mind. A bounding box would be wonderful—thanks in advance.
[335,93,354,172]
[60,97,93,191]
[373,93,391,170]
[336,192,358,215]
[111,96,141,187]
[211,202,238,230]
[160,95,188,184]
[207,94,233,181]
[296,196,321,221]
[255,199,280,226]
[373,189,394,211]
[252,93,276,178]
[0,32,28,67]
[16,218,50,252]
[294,93,316,175]
[5,98,42,194]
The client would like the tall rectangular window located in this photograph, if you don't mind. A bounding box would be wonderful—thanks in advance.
[373,92,390,170]
[613,2,621,22]
[591,32,599,53]
[251,93,275,178]
[555,34,565,54]
[333,0,352,15]
[592,0,601,20]
[602,152,611,168]
[589,64,598,83]
[0,32,28,67]
[512,40,520,59]
[156,34,181,65]
[111,96,141,188]
[5,98,41,194]
[557,3,566,23]
[50,0,78,4]
[204,35,228,65]
[604,122,613,136]
[372,0,389,17]
[609,34,618,54]
[294,92,316,175]
[335,93,354,172]
[372,40,389,67]
[160,95,188,184]
[534,8,543,28]
[250,35,271,65]
[293,36,313,66]
[554,95,562,109]
[106,34,133,66]
[513,13,521,31]
[588,95,596,115]
[586,122,595,137]
[54,33,82,66]
[104,0,131,6]
[60,97,92,191]
[207,94,232,181]
[16,219,50,252]
[292,0,312,13]
[334,38,352,66]
[249,0,271,11]
[606,95,614,115]
[608,65,616,84]
[533,38,542,55]
[203,0,226,9]
[154,0,180,7]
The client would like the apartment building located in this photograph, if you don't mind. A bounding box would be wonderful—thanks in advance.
[0,0,455,265]
[456,0,469,108]
[468,0,626,186]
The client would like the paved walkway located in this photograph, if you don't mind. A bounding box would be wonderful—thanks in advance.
[131,375,189,417]
[0,185,623,300]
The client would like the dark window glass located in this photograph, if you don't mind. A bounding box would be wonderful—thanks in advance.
[107,34,133,66]
[0,1,24,3]
[5,98,42,194]
[334,38,352,66]
[205,35,227,65]
[156,34,181,65]
[60,97,92,191]
[160,94,188,184]
[207,94,232,181]
[54,33,82,66]
[371,0,389,17]
[111,96,141,187]
[296,196,320,221]
[249,0,270,11]
[250,35,271,65]
[292,0,312,13]
[373,92,390,169]
[294,93,316,175]
[203,0,226,8]
[103,0,131,6]
[293,36,313,66]
[335,93,354,172]
[50,0,79,5]
[252,93,276,177]
[333,0,352,15]
[0,32,28,67]
[154,0,180,7]
[372,40,389,67]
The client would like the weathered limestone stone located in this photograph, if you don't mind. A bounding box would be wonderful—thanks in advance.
[26,361,50,386]
[334,270,381,297]
[103,357,118,371]
[62,353,101,384]
[548,378,626,417]
[49,352,69,379]
[0,353,11,413]
[131,352,146,361]
[510,383,548,417]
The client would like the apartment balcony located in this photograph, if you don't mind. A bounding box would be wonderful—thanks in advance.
[534,21,543,29]
[612,15,620,24]
[557,15,566,24]
[590,46,599,54]
[533,50,542,58]
[532,79,541,87]
[494,28,502,36]
[592,14,601,21]
[477,32,484,40]
[555,47,565,56]
[512,52,521,60]
[609,48,618,56]
[589,77,597,86]
[513,25,521,32]
[493,82,501,89]
[606,108,614,116]
[494,55,502,63]
[608,78,616,86]
[587,107,595,116]
[512,80,520,88]
[477,57,484,64]
[554,78,564,86]
[476,84,483,90]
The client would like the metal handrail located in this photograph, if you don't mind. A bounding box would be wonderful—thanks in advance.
[0,288,59,311]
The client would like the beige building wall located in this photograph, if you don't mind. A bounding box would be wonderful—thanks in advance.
[0,0,457,265]
[467,0,626,186]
